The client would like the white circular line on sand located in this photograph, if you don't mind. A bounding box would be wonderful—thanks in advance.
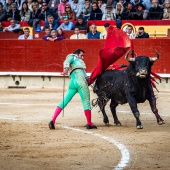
[0,116,130,170]
[61,125,130,170]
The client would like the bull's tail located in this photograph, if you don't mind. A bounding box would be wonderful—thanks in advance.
[91,98,98,109]
[93,81,99,94]
[91,82,100,109]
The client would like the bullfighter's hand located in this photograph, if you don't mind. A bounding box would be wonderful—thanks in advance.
[61,68,68,76]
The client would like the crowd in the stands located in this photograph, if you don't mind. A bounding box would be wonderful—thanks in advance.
[0,0,170,23]
[0,0,169,39]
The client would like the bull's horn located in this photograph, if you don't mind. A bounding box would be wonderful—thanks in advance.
[149,50,160,61]
[125,50,135,62]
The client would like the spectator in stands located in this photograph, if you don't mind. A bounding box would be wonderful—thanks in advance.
[28,2,40,29]
[125,25,136,39]
[0,3,7,22]
[107,0,115,8]
[7,3,21,22]
[113,2,124,20]
[63,4,76,21]
[70,0,83,18]
[57,17,74,30]
[75,15,87,30]
[102,3,114,20]
[57,28,63,35]
[38,1,54,21]
[5,0,13,13]
[134,3,147,19]
[97,0,106,13]
[87,23,101,39]
[82,0,92,21]
[58,0,70,20]
[45,30,65,41]
[27,0,33,12]
[20,2,31,21]
[121,2,136,20]
[3,19,21,32]
[159,0,166,8]
[18,27,33,39]
[70,27,87,39]
[48,0,60,12]
[0,0,5,7]
[147,0,163,19]
[37,0,43,9]
[163,0,170,19]
[89,2,103,20]
[15,0,25,11]
[135,26,149,38]
[43,14,59,31]
[42,26,51,40]
[0,21,4,31]
[142,0,152,11]
[132,0,142,8]
[123,0,133,8]
[100,22,110,39]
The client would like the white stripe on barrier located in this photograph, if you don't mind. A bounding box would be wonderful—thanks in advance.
[0,72,169,77]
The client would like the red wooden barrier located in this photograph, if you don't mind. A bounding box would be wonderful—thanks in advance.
[0,39,170,73]
[0,31,23,39]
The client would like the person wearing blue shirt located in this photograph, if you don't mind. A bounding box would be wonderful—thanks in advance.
[87,24,101,39]
[57,17,74,30]
[43,15,60,31]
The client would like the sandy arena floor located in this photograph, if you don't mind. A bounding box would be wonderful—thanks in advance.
[0,88,169,170]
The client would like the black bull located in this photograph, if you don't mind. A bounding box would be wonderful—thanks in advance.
[92,51,164,129]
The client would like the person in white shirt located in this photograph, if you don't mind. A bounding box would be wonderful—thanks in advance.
[15,0,25,10]
[3,19,21,32]
[97,0,106,13]
[18,27,33,39]
[70,27,87,39]
[125,24,136,39]
[70,0,83,18]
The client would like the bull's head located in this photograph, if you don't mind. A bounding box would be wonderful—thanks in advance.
[125,50,159,78]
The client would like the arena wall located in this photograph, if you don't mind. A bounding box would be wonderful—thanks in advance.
[0,39,170,90]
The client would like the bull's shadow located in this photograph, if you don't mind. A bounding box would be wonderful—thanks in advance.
[92,50,164,129]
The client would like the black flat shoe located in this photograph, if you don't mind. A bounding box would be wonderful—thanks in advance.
[86,124,97,129]
[49,121,55,129]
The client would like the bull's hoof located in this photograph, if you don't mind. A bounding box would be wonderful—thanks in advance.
[114,121,122,126]
[157,120,165,125]
[136,125,143,129]
[105,122,110,126]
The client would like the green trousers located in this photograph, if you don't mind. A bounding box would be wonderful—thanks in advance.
[58,69,91,110]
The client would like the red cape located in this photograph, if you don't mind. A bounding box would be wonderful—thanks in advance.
[88,26,131,85]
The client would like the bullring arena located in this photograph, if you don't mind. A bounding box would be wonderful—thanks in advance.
[1,21,170,170]
[0,87,170,170]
